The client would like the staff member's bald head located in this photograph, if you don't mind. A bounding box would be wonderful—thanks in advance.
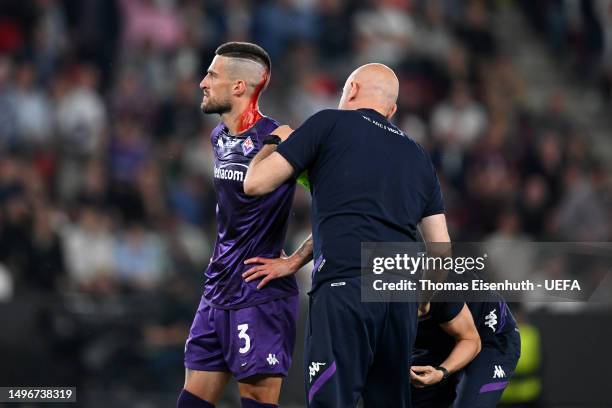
[338,63,399,119]
[200,42,271,114]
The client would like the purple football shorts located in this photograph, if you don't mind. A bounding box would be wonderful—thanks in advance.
[184,295,298,380]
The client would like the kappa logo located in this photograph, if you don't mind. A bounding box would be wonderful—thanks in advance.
[309,362,326,383]
[493,365,506,379]
[484,309,498,332]
[267,354,279,366]
[242,136,255,155]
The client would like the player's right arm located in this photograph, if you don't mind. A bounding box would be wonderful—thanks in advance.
[410,304,481,388]
[242,235,313,289]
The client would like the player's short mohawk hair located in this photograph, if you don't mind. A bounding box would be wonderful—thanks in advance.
[215,42,271,72]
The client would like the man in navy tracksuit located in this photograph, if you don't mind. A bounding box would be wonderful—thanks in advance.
[243,63,451,407]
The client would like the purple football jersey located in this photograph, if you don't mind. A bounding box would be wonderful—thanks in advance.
[204,116,298,309]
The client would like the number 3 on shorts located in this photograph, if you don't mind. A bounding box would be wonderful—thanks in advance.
[237,323,251,354]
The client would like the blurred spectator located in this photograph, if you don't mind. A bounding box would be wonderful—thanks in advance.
[430,81,487,184]
[288,68,337,122]
[31,0,69,84]
[553,164,609,241]
[110,68,154,124]
[23,204,65,292]
[518,175,552,238]
[454,0,497,59]
[62,206,115,292]
[114,223,168,290]
[156,77,202,141]
[414,0,454,60]
[55,65,106,156]
[315,0,354,62]
[108,119,150,185]
[168,175,206,226]
[163,215,211,270]
[353,0,416,66]
[13,63,52,144]
[252,0,317,61]
[527,130,564,203]
[0,57,18,145]
[76,159,110,208]
[484,209,534,283]
[537,88,573,136]
[431,81,487,148]
[444,42,471,83]
[119,0,183,52]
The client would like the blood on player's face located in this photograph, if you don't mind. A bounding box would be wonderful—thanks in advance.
[200,56,233,114]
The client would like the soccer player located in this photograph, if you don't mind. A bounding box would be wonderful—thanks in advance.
[178,42,310,408]
[243,63,451,407]
[411,295,520,408]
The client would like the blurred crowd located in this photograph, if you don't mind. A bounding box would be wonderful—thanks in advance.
[0,0,611,398]
[519,0,612,101]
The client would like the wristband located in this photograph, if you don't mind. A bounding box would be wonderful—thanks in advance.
[263,135,282,146]
[434,366,450,383]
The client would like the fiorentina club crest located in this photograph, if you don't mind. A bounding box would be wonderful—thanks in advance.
[242,136,255,155]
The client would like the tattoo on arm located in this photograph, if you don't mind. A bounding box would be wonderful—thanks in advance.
[290,235,313,270]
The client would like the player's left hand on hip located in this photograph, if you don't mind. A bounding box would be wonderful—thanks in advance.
[410,365,444,388]
[243,250,297,289]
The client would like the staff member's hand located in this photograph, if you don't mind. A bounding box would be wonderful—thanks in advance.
[243,251,299,289]
[410,365,445,388]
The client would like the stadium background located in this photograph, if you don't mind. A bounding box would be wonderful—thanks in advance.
[0,0,611,407]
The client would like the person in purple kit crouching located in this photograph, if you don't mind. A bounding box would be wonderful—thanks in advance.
[178,42,312,408]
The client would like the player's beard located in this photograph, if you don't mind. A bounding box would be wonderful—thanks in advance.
[201,95,232,115]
